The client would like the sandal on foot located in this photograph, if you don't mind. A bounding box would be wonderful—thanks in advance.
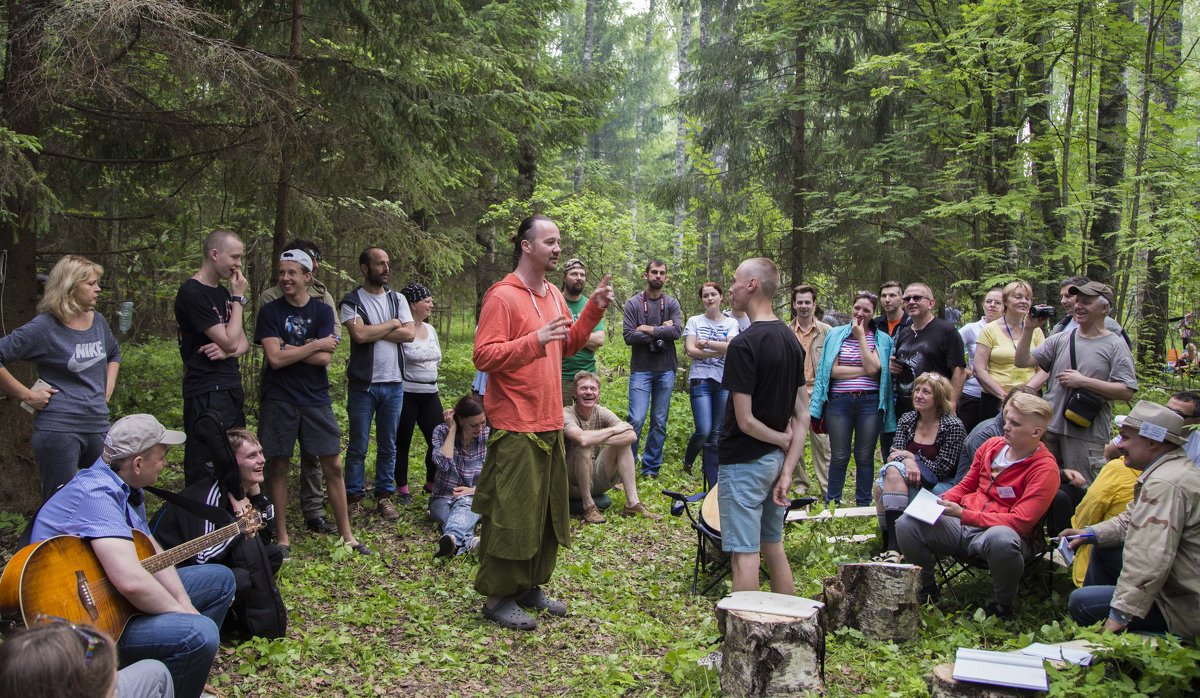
[482,598,537,631]
[516,587,568,617]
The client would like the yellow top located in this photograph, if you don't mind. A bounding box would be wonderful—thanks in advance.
[1070,457,1141,587]
[978,321,1045,390]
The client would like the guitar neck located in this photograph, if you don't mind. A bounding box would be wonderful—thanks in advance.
[141,520,243,574]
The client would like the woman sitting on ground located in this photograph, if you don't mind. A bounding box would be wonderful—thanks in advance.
[0,620,172,698]
[431,394,489,557]
[876,372,966,559]
[973,279,1049,422]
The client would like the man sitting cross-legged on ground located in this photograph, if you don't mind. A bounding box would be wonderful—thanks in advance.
[431,394,489,558]
[30,414,236,698]
[897,391,1059,618]
[564,371,661,524]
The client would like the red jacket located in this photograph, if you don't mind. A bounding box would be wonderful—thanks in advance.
[942,436,1059,538]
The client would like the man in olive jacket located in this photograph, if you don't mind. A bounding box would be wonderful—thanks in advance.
[1065,401,1200,639]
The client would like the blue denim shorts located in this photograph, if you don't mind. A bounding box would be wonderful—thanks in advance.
[717,449,787,552]
[878,460,953,495]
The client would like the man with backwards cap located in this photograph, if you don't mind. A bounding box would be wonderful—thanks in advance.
[30,414,236,698]
[257,249,368,556]
[1016,280,1137,485]
[560,258,606,406]
[1062,400,1200,639]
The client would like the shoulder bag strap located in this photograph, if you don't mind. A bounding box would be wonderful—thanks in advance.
[1068,329,1078,371]
[145,486,235,526]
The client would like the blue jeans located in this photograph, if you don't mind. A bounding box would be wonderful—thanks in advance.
[686,378,727,489]
[430,495,481,554]
[628,370,675,475]
[1068,586,1168,633]
[344,382,404,499]
[824,391,883,505]
[118,564,235,698]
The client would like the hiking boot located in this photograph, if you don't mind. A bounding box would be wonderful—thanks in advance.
[984,601,1014,620]
[377,498,400,522]
[581,505,606,524]
[620,502,661,521]
[347,499,364,518]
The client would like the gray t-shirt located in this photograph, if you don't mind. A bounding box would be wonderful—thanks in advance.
[0,312,120,432]
[1032,329,1137,442]
[340,288,411,383]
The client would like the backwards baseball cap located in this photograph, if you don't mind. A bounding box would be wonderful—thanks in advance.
[103,414,186,462]
[280,249,314,272]
[1121,400,1187,446]
[562,258,586,274]
[1068,280,1114,304]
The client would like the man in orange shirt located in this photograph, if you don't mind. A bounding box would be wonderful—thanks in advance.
[471,214,614,631]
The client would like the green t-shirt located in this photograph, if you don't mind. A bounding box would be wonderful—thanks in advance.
[562,295,604,380]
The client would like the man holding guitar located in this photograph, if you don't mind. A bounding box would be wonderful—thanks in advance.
[29,414,236,698]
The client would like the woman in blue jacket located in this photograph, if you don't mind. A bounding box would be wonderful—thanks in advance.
[810,291,895,505]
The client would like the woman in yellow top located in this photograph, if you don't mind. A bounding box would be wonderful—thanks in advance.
[973,279,1049,422]
[1069,453,1141,586]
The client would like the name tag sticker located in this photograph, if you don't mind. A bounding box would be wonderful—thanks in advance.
[997,486,1017,499]
[1139,422,1168,443]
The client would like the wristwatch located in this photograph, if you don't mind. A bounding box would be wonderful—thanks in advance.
[231,295,248,306]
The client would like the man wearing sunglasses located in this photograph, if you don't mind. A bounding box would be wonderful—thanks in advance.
[884,283,966,456]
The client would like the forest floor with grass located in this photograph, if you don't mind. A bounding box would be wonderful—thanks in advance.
[3,336,1199,696]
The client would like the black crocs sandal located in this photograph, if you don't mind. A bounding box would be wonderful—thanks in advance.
[483,598,537,631]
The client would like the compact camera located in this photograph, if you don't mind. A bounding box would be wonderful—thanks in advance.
[1030,304,1056,319]
[648,338,667,354]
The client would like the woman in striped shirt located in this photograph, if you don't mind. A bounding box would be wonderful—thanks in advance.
[810,291,895,506]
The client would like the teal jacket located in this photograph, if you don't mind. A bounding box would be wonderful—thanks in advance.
[809,324,896,433]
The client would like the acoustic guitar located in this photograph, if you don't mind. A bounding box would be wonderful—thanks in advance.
[0,508,262,639]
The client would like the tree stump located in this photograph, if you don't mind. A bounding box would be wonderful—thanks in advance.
[821,562,921,642]
[716,592,825,696]
[925,663,1044,697]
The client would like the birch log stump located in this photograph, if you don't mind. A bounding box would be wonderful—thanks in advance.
[716,592,825,696]
[821,562,921,642]
[926,664,1044,697]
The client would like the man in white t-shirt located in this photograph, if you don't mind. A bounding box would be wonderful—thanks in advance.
[339,247,415,520]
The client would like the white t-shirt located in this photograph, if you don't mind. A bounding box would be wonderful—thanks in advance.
[402,323,441,394]
[959,317,987,398]
[684,314,740,382]
[340,288,412,383]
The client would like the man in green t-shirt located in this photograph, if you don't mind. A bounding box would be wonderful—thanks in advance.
[561,258,606,405]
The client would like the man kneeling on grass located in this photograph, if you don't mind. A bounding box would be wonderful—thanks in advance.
[564,371,660,524]
[896,391,1059,618]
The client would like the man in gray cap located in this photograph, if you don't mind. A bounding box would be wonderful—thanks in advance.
[561,258,606,406]
[1016,280,1137,484]
[1062,400,1200,639]
[30,414,236,698]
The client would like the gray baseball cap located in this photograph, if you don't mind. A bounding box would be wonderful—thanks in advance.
[103,414,186,462]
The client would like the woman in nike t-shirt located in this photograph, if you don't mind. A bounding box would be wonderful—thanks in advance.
[0,255,121,498]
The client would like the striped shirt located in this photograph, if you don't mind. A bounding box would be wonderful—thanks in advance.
[831,331,880,393]
[431,423,489,499]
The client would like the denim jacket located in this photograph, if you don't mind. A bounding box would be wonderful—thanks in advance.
[809,323,896,433]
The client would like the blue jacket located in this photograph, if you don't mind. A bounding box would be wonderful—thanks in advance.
[809,324,896,433]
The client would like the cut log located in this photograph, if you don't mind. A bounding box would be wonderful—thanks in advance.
[716,592,824,695]
[821,561,921,642]
[926,663,1045,697]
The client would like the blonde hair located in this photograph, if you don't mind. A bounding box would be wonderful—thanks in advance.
[1006,391,1052,424]
[912,372,953,417]
[37,255,103,323]
[1002,280,1034,311]
[227,428,261,454]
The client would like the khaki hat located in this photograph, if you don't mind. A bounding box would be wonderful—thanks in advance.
[562,258,586,274]
[1068,280,1114,304]
[1121,401,1187,446]
[103,414,186,462]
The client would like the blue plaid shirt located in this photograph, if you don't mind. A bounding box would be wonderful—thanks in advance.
[430,423,489,499]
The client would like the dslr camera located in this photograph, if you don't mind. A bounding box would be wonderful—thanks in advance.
[648,338,667,354]
[1030,304,1056,319]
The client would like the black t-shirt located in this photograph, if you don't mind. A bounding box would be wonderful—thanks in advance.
[175,279,241,398]
[891,316,965,398]
[254,297,335,406]
[719,320,806,464]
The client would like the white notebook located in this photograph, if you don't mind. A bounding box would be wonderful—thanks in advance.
[952,648,1048,691]
[904,487,946,525]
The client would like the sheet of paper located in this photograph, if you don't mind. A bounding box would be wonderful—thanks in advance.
[952,648,1048,691]
[1058,536,1076,565]
[1021,642,1093,666]
[904,487,946,525]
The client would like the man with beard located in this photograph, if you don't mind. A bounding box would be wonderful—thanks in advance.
[560,258,606,406]
[874,280,912,339]
[472,214,614,630]
[339,247,415,519]
[623,260,683,478]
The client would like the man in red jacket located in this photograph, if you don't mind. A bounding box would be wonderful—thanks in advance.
[897,391,1059,618]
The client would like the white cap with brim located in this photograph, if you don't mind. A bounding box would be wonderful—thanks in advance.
[1121,400,1188,446]
[103,414,186,462]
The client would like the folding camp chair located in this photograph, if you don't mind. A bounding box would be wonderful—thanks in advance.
[934,511,1053,601]
[663,486,815,596]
